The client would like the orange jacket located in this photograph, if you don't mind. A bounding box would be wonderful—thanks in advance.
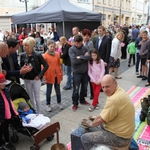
[43,52,62,84]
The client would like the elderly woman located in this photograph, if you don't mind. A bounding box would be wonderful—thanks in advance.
[0,42,8,73]
[109,32,124,79]
[20,37,49,113]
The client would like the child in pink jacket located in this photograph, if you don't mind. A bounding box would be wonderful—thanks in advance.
[88,49,105,111]
[0,74,18,150]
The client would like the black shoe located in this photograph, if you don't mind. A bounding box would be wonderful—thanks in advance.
[128,64,130,67]
[142,76,147,80]
[0,147,6,150]
[140,112,146,122]
[84,94,87,97]
[63,86,71,90]
[5,143,16,150]
[137,75,143,78]
[90,96,93,100]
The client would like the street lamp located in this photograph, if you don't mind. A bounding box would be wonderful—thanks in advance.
[102,0,105,25]
[19,0,29,12]
[119,0,122,25]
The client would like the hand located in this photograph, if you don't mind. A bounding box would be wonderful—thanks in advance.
[104,62,107,66]
[34,76,40,80]
[81,119,91,128]
[147,60,150,63]
[89,116,96,121]
[42,78,47,84]
[2,70,7,76]
[114,59,118,62]
[84,52,89,56]
[76,56,80,59]
[20,65,32,74]
[94,81,100,85]
[0,122,1,126]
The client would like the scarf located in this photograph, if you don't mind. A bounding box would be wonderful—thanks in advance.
[47,51,55,56]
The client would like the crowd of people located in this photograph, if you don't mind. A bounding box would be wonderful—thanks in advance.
[0,23,149,149]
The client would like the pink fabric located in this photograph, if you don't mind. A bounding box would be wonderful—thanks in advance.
[1,91,18,119]
[55,48,62,55]
[1,91,11,119]
[88,59,105,83]
[10,100,18,115]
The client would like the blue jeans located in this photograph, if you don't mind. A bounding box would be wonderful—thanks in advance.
[46,77,61,105]
[72,73,88,106]
[136,53,141,72]
[65,65,72,88]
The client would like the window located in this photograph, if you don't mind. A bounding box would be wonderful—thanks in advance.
[114,0,116,6]
[126,0,128,9]
[77,0,90,3]
[122,0,124,9]
[103,0,106,4]
[108,0,112,5]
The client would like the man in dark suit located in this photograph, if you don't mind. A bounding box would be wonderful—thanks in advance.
[2,38,32,83]
[94,26,111,74]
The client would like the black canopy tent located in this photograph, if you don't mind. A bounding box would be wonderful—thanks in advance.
[12,0,101,38]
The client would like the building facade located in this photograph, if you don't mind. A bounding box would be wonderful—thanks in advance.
[69,0,132,26]
[148,0,150,24]
[131,0,148,25]
[69,0,149,26]
[0,0,47,31]
[0,0,149,32]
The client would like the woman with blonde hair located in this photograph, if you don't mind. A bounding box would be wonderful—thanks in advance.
[109,32,124,79]
[0,42,8,73]
[20,37,49,113]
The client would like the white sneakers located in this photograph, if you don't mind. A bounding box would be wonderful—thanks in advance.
[58,103,64,110]
[95,104,100,110]
[46,103,64,112]
[89,104,100,112]
[89,105,95,112]
[46,105,52,112]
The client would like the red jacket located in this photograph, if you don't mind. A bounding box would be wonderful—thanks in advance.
[18,34,28,46]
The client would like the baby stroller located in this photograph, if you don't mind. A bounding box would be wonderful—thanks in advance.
[8,82,54,150]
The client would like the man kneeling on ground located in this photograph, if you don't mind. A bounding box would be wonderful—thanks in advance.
[81,74,135,149]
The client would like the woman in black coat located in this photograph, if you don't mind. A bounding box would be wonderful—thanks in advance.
[20,37,49,113]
